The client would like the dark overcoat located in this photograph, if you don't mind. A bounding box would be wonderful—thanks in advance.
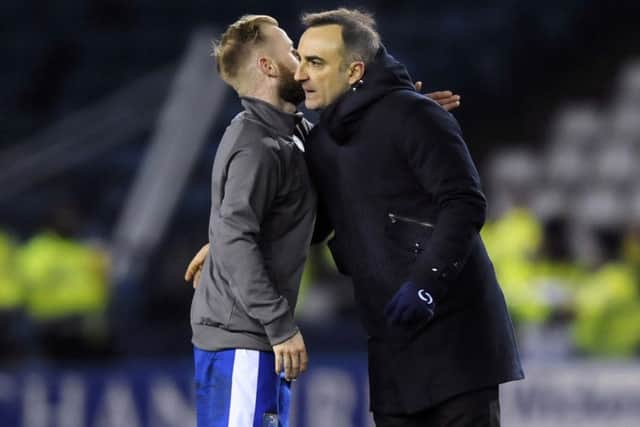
[305,46,524,415]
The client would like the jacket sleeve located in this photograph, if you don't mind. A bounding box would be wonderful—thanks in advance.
[401,99,487,298]
[212,145,298,346]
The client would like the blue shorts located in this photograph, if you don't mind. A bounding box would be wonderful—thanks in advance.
[193,346,291,427]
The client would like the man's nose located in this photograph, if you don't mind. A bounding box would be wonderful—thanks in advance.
[294,65,307,82]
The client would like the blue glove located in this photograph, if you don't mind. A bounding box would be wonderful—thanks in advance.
[384,281,436,327]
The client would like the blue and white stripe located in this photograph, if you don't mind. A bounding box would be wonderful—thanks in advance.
[194,347,290,427]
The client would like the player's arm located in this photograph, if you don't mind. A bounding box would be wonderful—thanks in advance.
[214,145,307,379]
[184,236,307,379]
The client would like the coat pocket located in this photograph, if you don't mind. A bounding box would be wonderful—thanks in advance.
[384,212,434,260]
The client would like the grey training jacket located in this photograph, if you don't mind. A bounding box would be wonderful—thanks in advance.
[191,96,316,352]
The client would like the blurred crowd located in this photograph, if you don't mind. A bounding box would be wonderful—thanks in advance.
[483,207,640,357]
[481,59,640,358]
[0,221,111,363]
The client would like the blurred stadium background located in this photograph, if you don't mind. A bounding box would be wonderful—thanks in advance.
[2,0,640,425]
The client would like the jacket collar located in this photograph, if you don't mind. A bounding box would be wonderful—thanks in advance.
[319,45,415,143]
[240,96,303,137]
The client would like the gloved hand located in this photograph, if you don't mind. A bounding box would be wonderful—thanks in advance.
[384,281,436,327]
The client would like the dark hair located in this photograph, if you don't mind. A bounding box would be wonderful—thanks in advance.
[301,8,380,65]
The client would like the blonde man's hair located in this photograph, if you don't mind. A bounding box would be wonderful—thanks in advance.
[213,15,279,92]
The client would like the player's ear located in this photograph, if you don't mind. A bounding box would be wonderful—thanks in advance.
[258,56,277,77]
[347,61,365,85]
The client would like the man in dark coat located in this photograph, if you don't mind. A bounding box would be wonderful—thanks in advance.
[294,8,524,426]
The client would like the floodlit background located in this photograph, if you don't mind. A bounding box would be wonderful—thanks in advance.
[1,0,640,426]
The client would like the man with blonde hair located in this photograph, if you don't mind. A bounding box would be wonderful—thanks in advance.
[190,14,315,427]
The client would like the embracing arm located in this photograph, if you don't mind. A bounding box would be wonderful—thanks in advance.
[416,81,461,112]
[185,242,209,288]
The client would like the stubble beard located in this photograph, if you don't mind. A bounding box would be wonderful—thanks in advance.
[277,66,306,106]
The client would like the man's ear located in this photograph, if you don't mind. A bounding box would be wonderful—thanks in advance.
[347,61,365,85]
[258,56,277,77]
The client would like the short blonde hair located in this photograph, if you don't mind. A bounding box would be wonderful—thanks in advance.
[213,15,279,90]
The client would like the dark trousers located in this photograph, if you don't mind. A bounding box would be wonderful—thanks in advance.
[373,386,500,427]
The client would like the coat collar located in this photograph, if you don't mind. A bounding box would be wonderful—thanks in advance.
[240,96,303,137]
[319,45,415,143]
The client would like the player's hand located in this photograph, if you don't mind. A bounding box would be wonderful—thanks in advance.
[384,281,436,327]
[273,331,308,381]
[193,268,202,289]
[414,81,461,112]
[184,243,209,288]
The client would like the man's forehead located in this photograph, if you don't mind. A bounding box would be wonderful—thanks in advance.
[298,25,343,54]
